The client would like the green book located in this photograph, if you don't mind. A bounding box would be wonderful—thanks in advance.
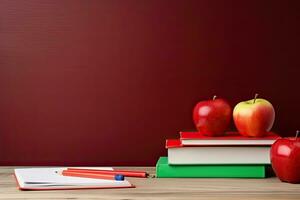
[156,157,266,178]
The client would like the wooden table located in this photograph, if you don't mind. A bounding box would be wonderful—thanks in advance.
[0,167,299,200]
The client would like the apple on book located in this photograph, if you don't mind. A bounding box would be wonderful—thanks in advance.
[193,95,231,136]
[271,131,300,184]
[233,94,275,137]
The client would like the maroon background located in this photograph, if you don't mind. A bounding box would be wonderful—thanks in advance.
[0,0,299,166]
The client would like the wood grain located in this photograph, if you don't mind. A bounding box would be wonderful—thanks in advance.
[0,167,299,199]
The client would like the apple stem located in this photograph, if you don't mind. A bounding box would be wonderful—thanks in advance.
[253,93,259,104]
[296,130,299,140]
[213,95,217,100]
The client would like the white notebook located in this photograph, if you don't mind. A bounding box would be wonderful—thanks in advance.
[14,167,134,190]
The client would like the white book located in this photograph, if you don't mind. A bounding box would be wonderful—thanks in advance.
[168,146,271,165]
[14,167,134,190]
[166,139,271,165]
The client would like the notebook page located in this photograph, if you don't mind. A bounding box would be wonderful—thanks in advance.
[15,167,131,188]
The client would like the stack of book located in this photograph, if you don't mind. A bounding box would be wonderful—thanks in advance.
[156,132,279,178]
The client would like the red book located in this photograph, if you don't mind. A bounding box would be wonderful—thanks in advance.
[166,139,183,148]
[179,131,279,146]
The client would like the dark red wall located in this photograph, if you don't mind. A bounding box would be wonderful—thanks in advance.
[0,0,299,165]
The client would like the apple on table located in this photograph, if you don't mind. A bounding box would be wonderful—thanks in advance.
[193,95,232,136]
[271,131,300,184]
[233,94,275,137]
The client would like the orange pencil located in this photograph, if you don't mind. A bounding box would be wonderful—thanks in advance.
[59,170,125,181]
[67,168,148,178]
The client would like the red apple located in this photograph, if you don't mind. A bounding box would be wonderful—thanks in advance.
[271,131,300,183]
[193,95,231,136]
[233,94,275,137]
